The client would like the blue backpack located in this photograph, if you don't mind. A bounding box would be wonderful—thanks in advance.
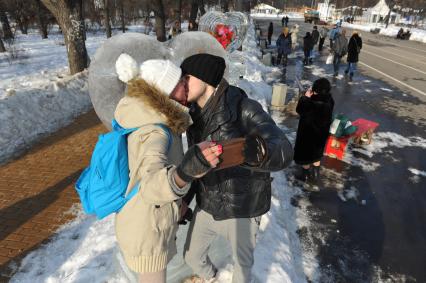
[75,119,172,219]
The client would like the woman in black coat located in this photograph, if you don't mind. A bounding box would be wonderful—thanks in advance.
[294,78,334,183]
[345,31,362,80]
[303,32,314,65]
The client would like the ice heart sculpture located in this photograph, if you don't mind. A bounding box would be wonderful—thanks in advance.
[198,11,249,52]
[88,32,228,129]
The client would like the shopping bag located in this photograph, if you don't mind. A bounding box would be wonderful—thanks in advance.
[326,53,334,65]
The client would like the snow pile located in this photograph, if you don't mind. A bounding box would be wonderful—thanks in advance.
[227,22,284,109]
[0,29,106,97]
[0,71,92,164]
[8,22,313,283]
[250,12,303,20]
[342,22,426,44]
[339,131,426,173]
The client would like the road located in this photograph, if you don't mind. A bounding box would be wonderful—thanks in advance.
[256,18,426,282]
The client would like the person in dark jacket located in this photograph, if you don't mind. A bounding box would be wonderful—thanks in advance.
[310,26,320,62]
[267,22,273,45]
[179,54,293,283]
[312,26,320,46]
[276,27,292,65]
[303,32,314,65]
[345,31,362,81]
[294,78,334,184]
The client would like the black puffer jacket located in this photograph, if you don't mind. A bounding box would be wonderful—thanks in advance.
[184,81,293,220]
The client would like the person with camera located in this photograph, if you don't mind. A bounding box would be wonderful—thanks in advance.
[294,78,334,186]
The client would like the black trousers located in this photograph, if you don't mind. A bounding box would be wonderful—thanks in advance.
[319,37,325,51]
[268,34,272,45]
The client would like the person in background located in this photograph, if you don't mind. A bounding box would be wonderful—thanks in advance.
[285,15,289,27]
[318,26,328,51]
[294,78,334,185]
[310,26,320,62]
[282,16,286,27]
[345,31,362,81]
[168,20,182,39]
[276,27,292,66]
[328,24,340,48]
[303,32,314,65]
[267,22,273,46]
[331,29,348,77]
[189,21,198,31]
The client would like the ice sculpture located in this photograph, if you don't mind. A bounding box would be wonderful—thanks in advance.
[88,32,229,128]
[198,11,249,52]
[167,31,229,79]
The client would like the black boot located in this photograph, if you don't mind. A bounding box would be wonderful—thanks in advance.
[295,167,310,182]
[310,166,320,182]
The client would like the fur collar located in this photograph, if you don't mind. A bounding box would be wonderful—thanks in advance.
[116,79,191,135]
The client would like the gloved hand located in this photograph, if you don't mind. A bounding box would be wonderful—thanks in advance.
[176,142,222,183]
[178,207,193,225]
[243,134,267,166]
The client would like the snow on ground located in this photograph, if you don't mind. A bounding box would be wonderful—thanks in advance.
[342,22,426,44]
[8,22,314,283]
[0,71,92,163]
[251,12,303,20]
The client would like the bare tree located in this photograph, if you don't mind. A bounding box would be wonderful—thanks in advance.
[0,7,14,39]
[119,0,125,33]
[41,0,88,74]
[0,37,6,52]
[152,0,166,42]
[35,0,49,39]
[189,0,198,29]
[103,0,112,37]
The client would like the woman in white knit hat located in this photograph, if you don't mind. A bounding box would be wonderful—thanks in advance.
[113,55,223,282]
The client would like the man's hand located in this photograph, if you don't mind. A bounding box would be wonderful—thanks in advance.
[179,200,188,221]
[305,88,314,98]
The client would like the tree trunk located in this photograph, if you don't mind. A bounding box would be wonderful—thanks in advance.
[385,2,394,28]
[222,1,229,12]
[199,0,206,15]
[189,0,198,30]
[36,0,48,39]
[177,0,182,28]
[0,37,6,52]
[17,18,28,34]
[152,0,166,42]
[41,0,88,74]
[104,0,112,38]
[120,0,125,33]
[0,7,13,40]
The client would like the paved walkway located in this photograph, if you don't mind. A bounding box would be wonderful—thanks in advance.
[0,110,105,281]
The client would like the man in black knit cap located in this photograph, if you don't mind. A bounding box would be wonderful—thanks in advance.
[179,53,293,283]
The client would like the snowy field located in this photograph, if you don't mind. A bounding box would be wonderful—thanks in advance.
[342,22,426,44]
[250,12,304,20]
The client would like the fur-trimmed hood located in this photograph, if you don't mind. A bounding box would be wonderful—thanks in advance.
[114,79,192,134]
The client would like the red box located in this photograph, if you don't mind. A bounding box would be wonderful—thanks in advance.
[324,135,351,160]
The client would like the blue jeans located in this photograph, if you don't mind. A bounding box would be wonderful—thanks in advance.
[345,62,357,75]
[333,55,341,74]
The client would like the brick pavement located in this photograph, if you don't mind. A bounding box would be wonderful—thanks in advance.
[0,110,106,281]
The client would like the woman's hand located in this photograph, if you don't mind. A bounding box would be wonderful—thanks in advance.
[175,142,223,184]
[305,88,314,98]
[197,141,222,170]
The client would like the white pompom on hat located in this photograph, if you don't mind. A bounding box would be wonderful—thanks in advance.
[115,53,182,96]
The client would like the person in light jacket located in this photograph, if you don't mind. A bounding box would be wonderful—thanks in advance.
[114,57,222,283]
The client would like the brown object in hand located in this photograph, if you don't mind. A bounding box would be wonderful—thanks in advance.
[215,138,246,170]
